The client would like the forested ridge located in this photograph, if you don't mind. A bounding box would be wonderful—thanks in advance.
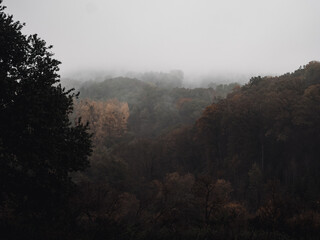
[1,1,320,239]
[76,76,229,137]
[70,62,320,240]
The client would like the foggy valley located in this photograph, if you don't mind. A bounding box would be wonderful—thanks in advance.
[1,0,320,239]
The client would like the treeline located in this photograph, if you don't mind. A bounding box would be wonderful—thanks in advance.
[196,61,320,202]
[77,77,236,137]
[71,62,320,239]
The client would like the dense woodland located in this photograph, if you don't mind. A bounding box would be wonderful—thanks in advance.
[1,2,320,239]
[69,61,320,240]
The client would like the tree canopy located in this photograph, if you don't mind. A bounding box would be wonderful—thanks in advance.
[0,1,92,236]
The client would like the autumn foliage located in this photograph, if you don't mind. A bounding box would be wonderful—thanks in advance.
[71,62,320,240]
[74,99,129,146]
[1,2,320,238]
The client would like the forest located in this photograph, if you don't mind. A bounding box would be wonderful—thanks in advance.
[68,61,320,240]
[1,1,320,239]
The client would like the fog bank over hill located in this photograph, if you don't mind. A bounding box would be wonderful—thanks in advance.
[61,69,263,90]
[6,0,320,81]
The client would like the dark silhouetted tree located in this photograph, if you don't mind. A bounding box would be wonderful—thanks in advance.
[0,1,92,237]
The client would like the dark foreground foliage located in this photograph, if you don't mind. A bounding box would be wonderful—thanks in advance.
[0,2,92,239]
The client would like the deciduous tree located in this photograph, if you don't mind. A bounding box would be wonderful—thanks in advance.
[0,1,92,234]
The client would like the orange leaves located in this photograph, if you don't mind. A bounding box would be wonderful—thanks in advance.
[74,99,129,147]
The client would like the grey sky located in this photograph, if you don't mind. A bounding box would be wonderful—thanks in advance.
[4,0,320,77]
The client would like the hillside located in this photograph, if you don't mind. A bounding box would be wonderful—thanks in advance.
[70,62,320,239]
[77,77,230,137]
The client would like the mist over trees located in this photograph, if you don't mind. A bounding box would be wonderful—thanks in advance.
[1,1,320,240]
[69,62,320,240]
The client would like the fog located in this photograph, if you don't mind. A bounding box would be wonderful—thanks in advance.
[5,0,320,80]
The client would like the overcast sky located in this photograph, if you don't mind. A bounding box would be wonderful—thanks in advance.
[4,0,320,77]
